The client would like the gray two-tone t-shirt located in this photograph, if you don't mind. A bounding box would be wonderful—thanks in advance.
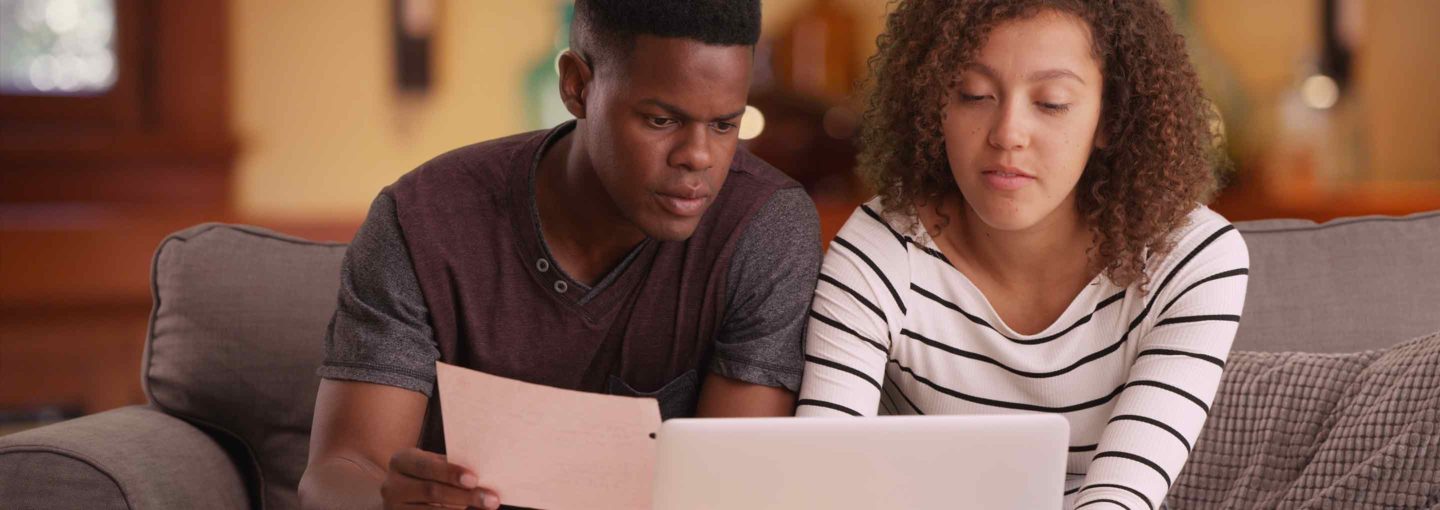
[319,184,821,398]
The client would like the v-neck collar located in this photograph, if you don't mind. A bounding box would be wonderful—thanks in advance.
[509,121,655,316]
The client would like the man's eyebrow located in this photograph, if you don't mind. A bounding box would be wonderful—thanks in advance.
[640,99,745,122]
[716,107,746,121]
[961,63,1086,85]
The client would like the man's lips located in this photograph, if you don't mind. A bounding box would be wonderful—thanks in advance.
[655,191,709,217]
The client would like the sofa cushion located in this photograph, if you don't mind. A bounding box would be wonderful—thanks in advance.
[1234,211,1440,352]
[1167,330,1440,508]
[144,224,346,510]
[0,405,248,510]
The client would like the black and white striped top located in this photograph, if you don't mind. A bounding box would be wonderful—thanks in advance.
[797,197,1250,510]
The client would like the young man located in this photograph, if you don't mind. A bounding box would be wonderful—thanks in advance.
[298,1,821,509]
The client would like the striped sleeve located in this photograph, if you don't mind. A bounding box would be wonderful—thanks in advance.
[796,203,910,417]
[1074,220,1250,510]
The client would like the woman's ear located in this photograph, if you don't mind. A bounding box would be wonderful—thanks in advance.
[557,49,593,119]
[1093,118,1110,150]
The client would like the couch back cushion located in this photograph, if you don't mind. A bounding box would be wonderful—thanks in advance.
[1234,211,1440,352]
[144,224,345,510]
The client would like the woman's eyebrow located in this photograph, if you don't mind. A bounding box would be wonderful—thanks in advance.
[962,63,1085,85]
[1029,68,1085,85]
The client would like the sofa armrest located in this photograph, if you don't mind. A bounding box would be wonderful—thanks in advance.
[0,405,249,510]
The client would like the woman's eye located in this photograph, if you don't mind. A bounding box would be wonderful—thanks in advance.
[1038,102,1071,113]
[959,93,990,102]
[648,117,677,128]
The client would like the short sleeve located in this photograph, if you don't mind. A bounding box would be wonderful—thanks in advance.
[711,187,822,392]
[316,192,441,396]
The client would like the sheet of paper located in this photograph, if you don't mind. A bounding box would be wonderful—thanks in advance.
[436,361,661,510]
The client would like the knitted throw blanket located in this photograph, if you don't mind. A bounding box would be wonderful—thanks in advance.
[1167,331,1440,509]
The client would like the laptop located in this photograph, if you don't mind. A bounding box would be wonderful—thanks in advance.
[651,414,1069,510]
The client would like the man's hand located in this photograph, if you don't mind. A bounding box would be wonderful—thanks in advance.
[381,448,499,510]
[302,380,498,510]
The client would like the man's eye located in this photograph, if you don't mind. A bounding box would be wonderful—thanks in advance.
[648,117,676,128]
[712,121,736,133]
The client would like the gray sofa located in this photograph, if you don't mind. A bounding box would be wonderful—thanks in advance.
[1,212,1438,510]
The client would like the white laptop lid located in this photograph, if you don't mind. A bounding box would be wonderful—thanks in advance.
[652,414,1069,510]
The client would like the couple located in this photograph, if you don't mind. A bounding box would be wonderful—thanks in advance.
[300,0,1249,509]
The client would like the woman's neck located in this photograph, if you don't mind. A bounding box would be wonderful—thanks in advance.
[929,194,1095,292]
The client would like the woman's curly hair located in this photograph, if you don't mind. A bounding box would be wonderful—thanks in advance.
[859,0,1226,291]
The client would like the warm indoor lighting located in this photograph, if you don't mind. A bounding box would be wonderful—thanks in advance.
[822,105,859,139]
[1300,74,1340,110]
[739,105,765,140]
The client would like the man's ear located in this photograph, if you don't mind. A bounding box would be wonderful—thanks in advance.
[557,49,593,119]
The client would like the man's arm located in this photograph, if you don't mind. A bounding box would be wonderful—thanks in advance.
[304,193,496,509]
[695,373,797,417]
[300,380,499,510]
[705,187,822,414]
[301,380,419,509]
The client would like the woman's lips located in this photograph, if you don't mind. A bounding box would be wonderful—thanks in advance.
[981,167,1036,191]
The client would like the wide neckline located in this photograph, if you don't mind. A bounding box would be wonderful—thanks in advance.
[910,220,1113,340]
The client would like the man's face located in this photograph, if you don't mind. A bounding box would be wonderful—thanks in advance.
[582,35,752,242]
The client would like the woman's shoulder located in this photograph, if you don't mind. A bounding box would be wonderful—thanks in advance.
[1176,205,1247,251]
[1147,204,1251,284]
[825,196,921,275]
[833,196,917,248]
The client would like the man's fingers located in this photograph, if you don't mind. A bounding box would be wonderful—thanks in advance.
[388,448,475,488]
[382,471,499,510]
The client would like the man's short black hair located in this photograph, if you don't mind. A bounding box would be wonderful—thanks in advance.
[571,0,761,69]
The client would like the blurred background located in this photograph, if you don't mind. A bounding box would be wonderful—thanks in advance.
[2,0,1437,432]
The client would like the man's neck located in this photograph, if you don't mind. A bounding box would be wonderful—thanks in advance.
[534,125,648,286]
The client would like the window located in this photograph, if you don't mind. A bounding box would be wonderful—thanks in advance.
[0,0,118,96]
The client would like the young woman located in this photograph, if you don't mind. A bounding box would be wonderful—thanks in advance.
[796,1,1248,509]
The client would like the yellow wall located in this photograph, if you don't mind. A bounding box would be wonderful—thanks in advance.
[1357,0,1440,181]
[232,0,1436,221]
[232,1,554,221]
[230,0,888,222]
[1194,0,1440,182]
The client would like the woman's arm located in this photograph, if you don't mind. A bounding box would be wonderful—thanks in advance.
[797,205,909,417]
[1073,225,1250,510]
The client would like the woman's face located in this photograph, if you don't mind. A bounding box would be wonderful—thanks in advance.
[941,10,1105,233]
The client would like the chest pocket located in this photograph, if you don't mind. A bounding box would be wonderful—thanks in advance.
[607,369,699,420]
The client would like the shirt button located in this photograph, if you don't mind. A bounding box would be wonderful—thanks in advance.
[554,280,568,293]
[536,258,550,272]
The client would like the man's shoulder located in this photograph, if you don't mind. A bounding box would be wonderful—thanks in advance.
[727,147,801,192]
[387,129,547,199]
[703,148,804,229]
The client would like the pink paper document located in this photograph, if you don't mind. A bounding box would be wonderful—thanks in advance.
[436,362,661,510]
